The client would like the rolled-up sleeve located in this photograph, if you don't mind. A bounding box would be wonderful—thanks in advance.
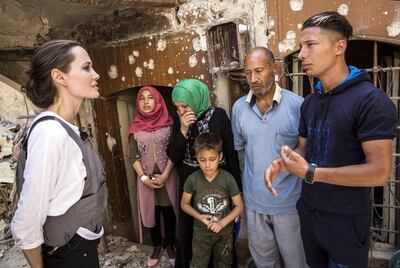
[11,125,64,250]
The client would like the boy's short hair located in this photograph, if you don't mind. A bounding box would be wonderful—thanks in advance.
[302,11,353,40]
[194,133,223,154]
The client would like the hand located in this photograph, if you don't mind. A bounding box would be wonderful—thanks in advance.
[280,146,308,179]
[143,179,164,189]
[264,159,283,196]
[208,221,225,234]
[178,111,196,136]
[198,214,213,227]
[153,173,167,186]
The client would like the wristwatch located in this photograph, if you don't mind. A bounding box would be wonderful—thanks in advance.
[305,163,318,184]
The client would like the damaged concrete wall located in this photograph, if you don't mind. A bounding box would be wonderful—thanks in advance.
[266,0,400,58]
[78,0,268,108]
[0,0,108,50]
[0,62,30,88]
[0,75,37,229]
[0,0,190,50]
[0,0,49,49]
[75,0,268,47]
[88,31,211,96]
[0,75,36,126]
[62,0,189,9]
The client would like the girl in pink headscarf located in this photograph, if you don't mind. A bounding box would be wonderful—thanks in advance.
[128,86,177,267]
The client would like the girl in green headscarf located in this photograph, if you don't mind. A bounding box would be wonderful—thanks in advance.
[167,79,242,268]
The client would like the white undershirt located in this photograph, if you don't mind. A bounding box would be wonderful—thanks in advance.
[11,111,103,250]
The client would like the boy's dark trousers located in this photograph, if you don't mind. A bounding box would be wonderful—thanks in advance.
[191,231,233,268]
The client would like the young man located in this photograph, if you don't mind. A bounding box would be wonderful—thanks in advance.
[265,11,397,267]
[181,133,243,268]
[232,47,306,268]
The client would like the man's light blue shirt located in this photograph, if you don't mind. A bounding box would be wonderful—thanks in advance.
[232,84,303,214]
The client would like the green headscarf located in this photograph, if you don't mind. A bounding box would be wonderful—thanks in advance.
[172,79,211,119]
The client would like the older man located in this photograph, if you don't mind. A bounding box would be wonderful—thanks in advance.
[232,47,306,268]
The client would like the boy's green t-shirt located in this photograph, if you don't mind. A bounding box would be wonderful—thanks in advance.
[183,169,240,236]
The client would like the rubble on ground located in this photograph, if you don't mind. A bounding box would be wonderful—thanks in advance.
[0,117,24,248]
[100,235,172,267]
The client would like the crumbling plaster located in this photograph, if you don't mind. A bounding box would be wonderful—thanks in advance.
[0,0,269,100]
[75,0,268,109]
[0,75,36,126]
[0,0,109,49]
[74,0,268,47]
[0,62,30,87]
[0,74,37,186]
[0,0,195,50]
[0,0,48,49]
[266,0,400,58]
[62,0,189,9]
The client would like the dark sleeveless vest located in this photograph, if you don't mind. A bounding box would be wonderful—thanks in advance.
[16,116,107,247]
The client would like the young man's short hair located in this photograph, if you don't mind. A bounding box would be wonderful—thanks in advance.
[302,11,353,40]
[194,133,223,154]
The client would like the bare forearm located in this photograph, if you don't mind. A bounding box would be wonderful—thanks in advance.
[314,162,391,187]
[162,159,174,177]
[181,203,202,220]
[23,246,43,268]
[294,136,307,157]
[219,205,243,228]
[133,160,145,176]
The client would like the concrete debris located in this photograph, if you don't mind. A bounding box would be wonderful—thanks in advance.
[0,163,14,184]
[0,118,21,183]
[0,245,28,268]
[0,117,27,239]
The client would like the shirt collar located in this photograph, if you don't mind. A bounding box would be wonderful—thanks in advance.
[245,83,282,105]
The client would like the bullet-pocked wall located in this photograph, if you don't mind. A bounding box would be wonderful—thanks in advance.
[86,30,212,241]
[266,0,400,59]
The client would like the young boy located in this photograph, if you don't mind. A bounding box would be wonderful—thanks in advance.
[181,133,244,268]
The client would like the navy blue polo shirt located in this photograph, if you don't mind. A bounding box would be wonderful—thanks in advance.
[299,66,397,214]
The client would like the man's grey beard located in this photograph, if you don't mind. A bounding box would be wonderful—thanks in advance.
[252,80,274,97]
